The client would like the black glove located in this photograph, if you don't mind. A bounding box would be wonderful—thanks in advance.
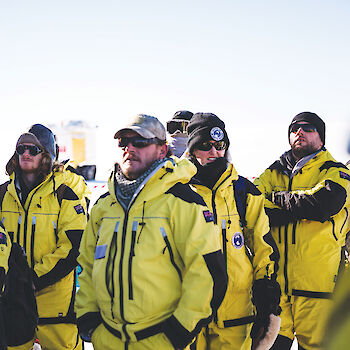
[77,312,103,343]
[250,277,281,340]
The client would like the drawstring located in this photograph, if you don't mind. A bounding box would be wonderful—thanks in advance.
[223,195,232,230]
[137,201,146,243]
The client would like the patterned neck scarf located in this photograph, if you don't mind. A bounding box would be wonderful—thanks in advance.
[115,158,166,209]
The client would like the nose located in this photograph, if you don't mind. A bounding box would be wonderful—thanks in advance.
[208,145,218,154]
[294,127,304,135]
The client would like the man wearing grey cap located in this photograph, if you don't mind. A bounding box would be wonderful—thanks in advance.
[0,124,88,349]
[75,114,227,349]
[255,112,350,349]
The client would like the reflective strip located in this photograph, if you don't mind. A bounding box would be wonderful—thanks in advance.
[221,219,226,230]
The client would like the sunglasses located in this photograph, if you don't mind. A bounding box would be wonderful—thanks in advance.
[166,120,189,134]
[16,144,42,156]
[196,140,227,151]
[290,124,317,133]
[118,136,162,149]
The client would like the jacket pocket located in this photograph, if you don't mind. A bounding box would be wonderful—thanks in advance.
[160,227,182,282]
[128,221,138,300]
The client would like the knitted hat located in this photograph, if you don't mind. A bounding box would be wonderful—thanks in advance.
[289,112,326,145]
[187,113,229,153]
[171,110,193,121]
[16,124,57,160]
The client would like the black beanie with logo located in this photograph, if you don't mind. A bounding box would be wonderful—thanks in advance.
[187,113,230,153]
[288,112,326,145]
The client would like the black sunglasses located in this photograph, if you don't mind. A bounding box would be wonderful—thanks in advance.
[166,120,189,134]
[118,136,162,149]
[196,140,227,151]
[290,124,317,133]
[16,144,42,156]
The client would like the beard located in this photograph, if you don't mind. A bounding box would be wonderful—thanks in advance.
[291,143,320,161]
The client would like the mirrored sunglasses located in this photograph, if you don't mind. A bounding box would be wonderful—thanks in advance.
[290,124,317,133]
[196,140,227,151]
[16,144,42,156]
[118,136,161,149]
[166,120,189,134]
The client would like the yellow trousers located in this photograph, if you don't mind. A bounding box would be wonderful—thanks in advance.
[8,323,82,350]
[278,294,332,349]
[192,321,252,350]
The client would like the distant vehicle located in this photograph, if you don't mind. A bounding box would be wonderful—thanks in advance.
[49,120,98,180]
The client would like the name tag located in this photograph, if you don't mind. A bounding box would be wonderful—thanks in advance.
[94,244,107,260]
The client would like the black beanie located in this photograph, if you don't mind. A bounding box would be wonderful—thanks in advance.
[187,113,230,153]
[289,112,326,145]
[172,110,194,121]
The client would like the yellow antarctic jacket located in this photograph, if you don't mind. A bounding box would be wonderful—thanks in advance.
[255,148,350,298]
[0,168,88,323]
[75,158,227,347]
[190,163,278,328]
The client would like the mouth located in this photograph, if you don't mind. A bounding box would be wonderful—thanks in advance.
[207,157,217,162]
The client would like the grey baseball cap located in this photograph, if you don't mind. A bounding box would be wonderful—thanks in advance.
[114,114,166,141]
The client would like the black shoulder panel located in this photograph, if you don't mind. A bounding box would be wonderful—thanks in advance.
[243,177,261,196]
[166,182,206,206]
[94,191,111,205]
[319,161,348,172]
[268,160,283,172]
[57,184,79,206]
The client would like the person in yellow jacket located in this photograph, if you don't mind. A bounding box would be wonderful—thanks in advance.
[185,113,281,350]
[75,114,228,350]
[254,112,350,350]
[0,124,89,350]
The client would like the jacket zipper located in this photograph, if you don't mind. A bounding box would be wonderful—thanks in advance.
[30,216,37,268]
[330,218,337,241]
[160,227,182,282]
[107,221,120,319]
[340,208,348,235]
[128,221,138,300]
[221,220,227,267]
[292,222,297,244]
[284,177,294,295]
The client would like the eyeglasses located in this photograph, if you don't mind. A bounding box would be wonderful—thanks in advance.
[16,144,42,156]
[290,124,317,133]
[166,120,189,134]
[196,140,227,151]
[117,136,162,148]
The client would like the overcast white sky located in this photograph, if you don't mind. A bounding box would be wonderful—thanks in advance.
[1,0,349,182]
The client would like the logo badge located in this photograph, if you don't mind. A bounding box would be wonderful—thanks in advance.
[203,210,214,223]
[232,232,244,249]
[74,204,85,215]
[210,127,224,141]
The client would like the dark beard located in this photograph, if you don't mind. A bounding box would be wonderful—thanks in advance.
[291,144,319,161]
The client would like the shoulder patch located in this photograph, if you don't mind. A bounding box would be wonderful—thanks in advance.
[340,171,350,181]
[242,177,261,196]
[74,204,85,215]
[203,210,214,223]
[166,183,207,206]
[319,161,348,172]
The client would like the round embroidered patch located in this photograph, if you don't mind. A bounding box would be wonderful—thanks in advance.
[210,127,224,141]
[232,232,244,249]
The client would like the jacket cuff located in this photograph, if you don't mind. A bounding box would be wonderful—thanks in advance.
[162,315,193,348]
[77,312,103,336]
